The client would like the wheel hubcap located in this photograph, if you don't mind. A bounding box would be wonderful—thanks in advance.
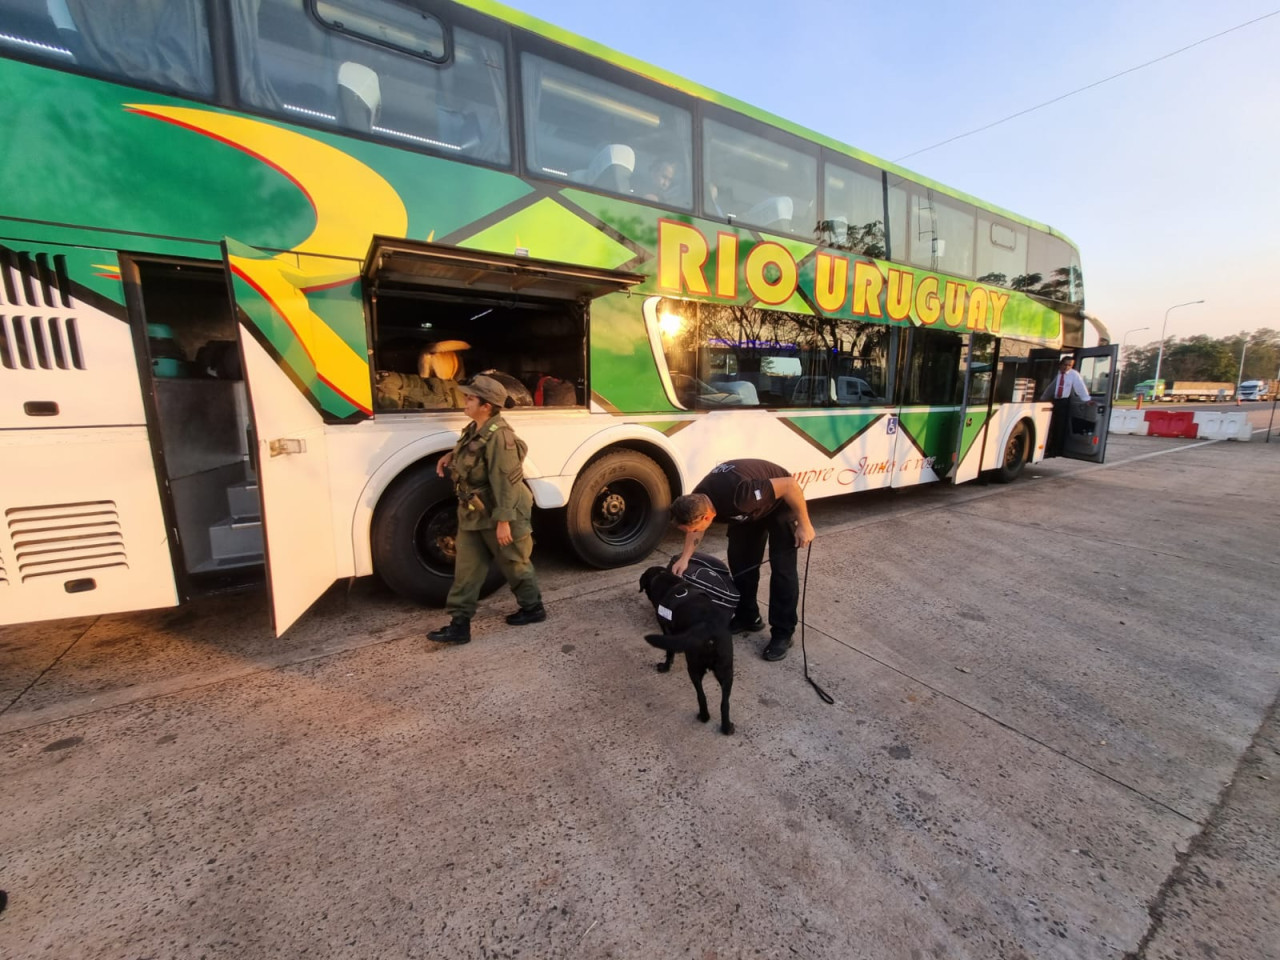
[415,505,458,572]
[592,481,649,544]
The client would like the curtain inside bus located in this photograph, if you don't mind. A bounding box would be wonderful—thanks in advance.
[230,0,510,163]
[51,0,213,95]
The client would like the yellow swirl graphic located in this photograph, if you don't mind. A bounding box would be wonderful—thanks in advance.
[128,105,409,413]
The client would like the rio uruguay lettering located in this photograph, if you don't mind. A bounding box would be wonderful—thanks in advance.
[657,220,1009,334]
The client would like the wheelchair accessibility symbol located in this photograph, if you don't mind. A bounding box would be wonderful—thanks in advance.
[886,416,897,435]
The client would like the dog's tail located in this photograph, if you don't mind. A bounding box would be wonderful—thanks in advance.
[644,623,710,654]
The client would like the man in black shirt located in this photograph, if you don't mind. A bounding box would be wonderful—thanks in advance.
[670,459,816,661]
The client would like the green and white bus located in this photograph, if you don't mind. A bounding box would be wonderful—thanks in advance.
[0,0,1117,633]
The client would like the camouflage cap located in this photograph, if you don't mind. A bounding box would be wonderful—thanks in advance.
[459,374,507,408]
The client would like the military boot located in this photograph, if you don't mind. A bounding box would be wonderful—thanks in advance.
[427,617,471,645]
[505,603,547,626]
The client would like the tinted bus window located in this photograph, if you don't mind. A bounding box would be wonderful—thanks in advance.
[703,118,817,236]
[792,317,896,406]
[522,53,692,207]
[888,182,976,278]
[654,300,844,409]
[233,0,509,163]
[1025,231,1083,304]
[903,328,962,405]
[975,214,1028,288]
[822,160,886,257]
[0,0,213,96]
[994,339,1036,402]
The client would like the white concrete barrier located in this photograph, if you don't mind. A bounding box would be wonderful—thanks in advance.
[1225,412,1253,441]
[1108,409,1148,435]
[1193,411,1224,439]
[1190,410,1252,441]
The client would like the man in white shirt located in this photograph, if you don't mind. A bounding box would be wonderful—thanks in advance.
[1041,355,1095,455]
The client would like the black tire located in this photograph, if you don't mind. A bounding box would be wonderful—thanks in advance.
[370,463,505,606]
[993,421,1031,483]
[565,450,670,568]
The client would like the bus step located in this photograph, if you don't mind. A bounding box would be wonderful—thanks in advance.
[226,479,261,521]
[190,552,265,575]
[209,517,264,561]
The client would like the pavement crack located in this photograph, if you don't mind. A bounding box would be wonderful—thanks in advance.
[1121,684,1280,959]
[0,617,97,717]
[805,622,1203,826]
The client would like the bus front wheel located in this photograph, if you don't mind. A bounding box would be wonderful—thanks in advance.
[371,463,505,606]
[565,450,670,568]
[993,422,1031,483]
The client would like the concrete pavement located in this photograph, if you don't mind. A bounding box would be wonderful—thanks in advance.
[1,432,1277,959]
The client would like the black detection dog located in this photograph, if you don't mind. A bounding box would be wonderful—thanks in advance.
[639,567,735,735]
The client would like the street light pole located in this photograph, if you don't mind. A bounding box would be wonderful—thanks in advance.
[1115,326,1150,401]
[1153,299,1205,398]
[1236,339,1248,397]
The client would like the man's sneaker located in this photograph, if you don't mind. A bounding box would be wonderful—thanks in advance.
[762,635,792,661]
[729,613,765,633]
[506,603,547,626]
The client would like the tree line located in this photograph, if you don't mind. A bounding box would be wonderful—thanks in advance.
[1117,329,1279,392]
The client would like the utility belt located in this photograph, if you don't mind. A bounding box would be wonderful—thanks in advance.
[456,485,489,516]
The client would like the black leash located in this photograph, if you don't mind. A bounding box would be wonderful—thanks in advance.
[672,546,832,704]
[798,543,834,704]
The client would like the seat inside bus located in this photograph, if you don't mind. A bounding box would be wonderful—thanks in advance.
[572,144,635,193]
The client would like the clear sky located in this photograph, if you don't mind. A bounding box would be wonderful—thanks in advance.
[503,0,1279,349]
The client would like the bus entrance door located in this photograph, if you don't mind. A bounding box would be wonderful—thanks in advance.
[1060,344,1118,464]
[223,242,352,636]
[950,334,997,484]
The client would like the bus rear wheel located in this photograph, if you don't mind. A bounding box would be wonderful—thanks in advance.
[371,463,505,606]
[993,422,1031,483]
[565,450,670,568]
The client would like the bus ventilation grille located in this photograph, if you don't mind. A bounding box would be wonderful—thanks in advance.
[0,249,73,311]
[6,500,128,583]
[0,315,85,371]
[0,547,7,587]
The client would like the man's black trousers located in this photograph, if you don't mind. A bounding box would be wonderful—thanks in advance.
[726,505,798,639]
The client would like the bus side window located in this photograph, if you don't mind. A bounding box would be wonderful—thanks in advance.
[903,328,963,405]
[520,52,692,208]
[231,1,511,164]
[702,117,816,237]
[8,0,215,95]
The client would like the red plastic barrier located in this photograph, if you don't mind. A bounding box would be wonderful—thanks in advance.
[1144,410,1198,438]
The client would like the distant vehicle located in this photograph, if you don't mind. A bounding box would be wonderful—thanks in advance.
[1237,380,1270,401]
[792,376,886,405]
[1159,381,1235,402]
[1134,380,1234,402]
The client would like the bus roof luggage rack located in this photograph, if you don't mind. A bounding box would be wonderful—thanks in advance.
[363,237,644,302]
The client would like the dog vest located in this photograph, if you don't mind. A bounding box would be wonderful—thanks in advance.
[672,553,740,613]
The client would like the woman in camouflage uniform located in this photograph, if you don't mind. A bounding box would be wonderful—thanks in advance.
[427,375,545,644]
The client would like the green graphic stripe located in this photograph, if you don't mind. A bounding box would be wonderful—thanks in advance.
[459,197,637,269]
[896,409,961,463]
[781,412,883,457]
[645,420,692,437]
[958,409,992,463]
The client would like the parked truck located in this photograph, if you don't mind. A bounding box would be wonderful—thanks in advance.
[1134,379,1235,402]
[1236,379,1276,401]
